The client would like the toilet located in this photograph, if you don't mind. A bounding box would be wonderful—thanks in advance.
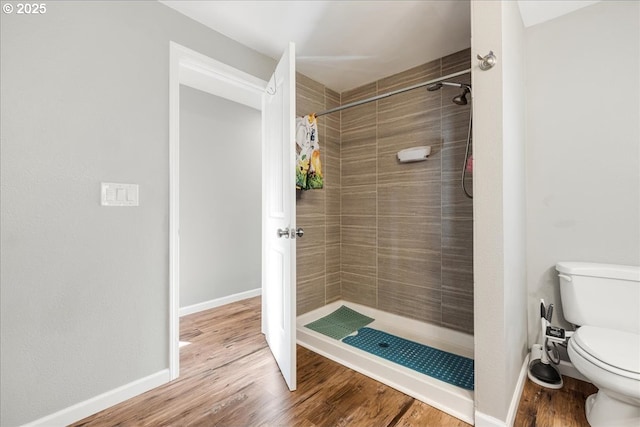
[556,262,640,427]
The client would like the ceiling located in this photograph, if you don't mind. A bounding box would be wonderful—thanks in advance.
[160,1,471,92]
[161,0,601,92]
[517,0,600,27]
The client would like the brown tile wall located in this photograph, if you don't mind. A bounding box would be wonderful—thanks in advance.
[296,73,341,315]
[296,48,473,334]
[340,48,474,334]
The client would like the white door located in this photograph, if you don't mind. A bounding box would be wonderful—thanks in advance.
[261,42,296,391]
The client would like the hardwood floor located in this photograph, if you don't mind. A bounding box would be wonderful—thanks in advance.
[73,297,596,427]
[514,375,597,427]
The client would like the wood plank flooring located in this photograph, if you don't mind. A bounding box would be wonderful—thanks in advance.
[514,375,597,427]
[73,297,596,427]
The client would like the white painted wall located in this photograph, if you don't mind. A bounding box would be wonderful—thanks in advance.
[472,1,528,423]
[501,0,529,413]
[0,2,274,425]
[525,0,640,345]
[179,86,262,308]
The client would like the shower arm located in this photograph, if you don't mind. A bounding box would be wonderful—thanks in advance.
[441,82,471,90]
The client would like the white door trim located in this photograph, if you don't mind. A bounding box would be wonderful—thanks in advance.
[169,41,267,379]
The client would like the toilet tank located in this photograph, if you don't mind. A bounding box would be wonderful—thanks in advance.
[556,262,640,334]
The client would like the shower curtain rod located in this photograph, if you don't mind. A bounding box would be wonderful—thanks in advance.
[311,68,471,118]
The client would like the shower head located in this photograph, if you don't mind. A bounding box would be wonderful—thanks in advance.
[452,86,471,105]
[427,81,471,105]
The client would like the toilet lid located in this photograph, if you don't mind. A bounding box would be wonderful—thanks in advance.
[573,326,640,375]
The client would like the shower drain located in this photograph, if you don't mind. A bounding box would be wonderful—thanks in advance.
[378,342,390,348]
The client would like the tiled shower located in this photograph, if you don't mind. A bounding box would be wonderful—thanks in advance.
[296,49,473,335]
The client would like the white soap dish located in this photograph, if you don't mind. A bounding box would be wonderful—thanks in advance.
[397,146,431,163]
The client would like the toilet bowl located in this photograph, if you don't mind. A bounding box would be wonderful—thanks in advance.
[567,326,640,426]
[556,262,640,427]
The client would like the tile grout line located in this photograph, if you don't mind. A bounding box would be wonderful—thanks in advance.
[324,88,327,306]
[339,92,343,302]
[375,80,379,310]
[439,58,445,326]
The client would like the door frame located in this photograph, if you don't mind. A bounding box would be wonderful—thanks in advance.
[168,42,267,379]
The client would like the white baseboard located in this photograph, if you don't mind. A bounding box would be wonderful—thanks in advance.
[475,411,507,427]
[506,354,529,426]
[475,354,529,427]
[179,287,261,317]
[22,369,171,427]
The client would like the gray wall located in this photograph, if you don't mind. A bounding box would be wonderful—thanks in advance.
[179,86,262,308]
[525,0,640,345]
[0,2,274,425]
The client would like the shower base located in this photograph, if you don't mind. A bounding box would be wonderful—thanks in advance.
[297,300,475,425]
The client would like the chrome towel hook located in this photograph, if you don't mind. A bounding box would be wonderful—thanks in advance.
[477,51,497,71]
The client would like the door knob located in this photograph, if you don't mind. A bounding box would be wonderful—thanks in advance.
[277,228,290,238]
[294,227,304,238]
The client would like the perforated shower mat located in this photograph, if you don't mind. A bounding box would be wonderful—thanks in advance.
[304,306,374,340]
[343,327,475,390]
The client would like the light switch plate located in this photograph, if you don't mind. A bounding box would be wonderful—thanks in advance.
[101,183,139,206]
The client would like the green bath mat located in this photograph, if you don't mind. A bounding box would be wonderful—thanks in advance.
[305,306,374,340]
